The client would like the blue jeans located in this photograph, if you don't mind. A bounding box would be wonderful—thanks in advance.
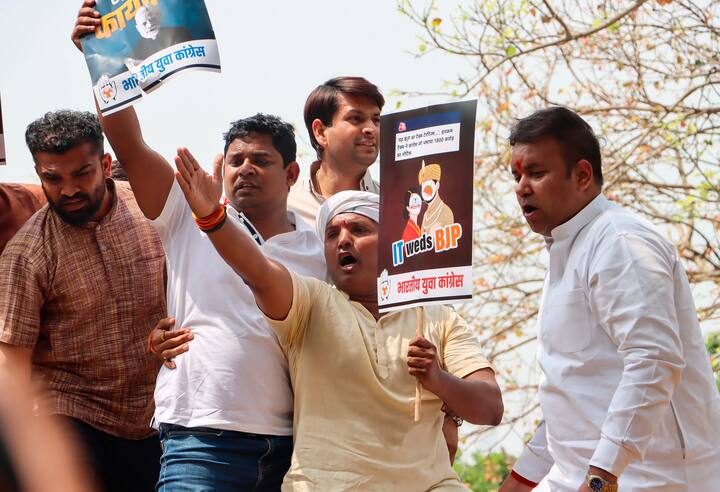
[157,424,292,492]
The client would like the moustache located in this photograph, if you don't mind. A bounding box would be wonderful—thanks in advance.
[58,193,90,206]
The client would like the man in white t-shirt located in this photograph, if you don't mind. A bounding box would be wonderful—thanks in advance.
[75,13,325,492]
[97,102,326,489]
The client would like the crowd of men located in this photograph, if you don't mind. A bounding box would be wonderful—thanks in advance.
[0,1,718,491]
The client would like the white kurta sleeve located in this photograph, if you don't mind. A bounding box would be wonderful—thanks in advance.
[587,232,685,477]
[512,420,554,483]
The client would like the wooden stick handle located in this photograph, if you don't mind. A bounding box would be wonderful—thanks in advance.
[414,307,424,422]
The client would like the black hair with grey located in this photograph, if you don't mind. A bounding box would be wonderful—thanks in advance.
[25,110,104,162]
[509,106,603,186]
[223,113,296,167]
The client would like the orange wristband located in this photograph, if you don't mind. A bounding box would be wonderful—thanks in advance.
[193,205,227,232]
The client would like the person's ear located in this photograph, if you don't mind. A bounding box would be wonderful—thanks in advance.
[312,119,328,150]
[285,161,300,189]
[101,153,113,179]
[575,159,593,191]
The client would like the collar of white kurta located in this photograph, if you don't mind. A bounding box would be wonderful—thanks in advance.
[549,193,611,242]
[305,160,380,197]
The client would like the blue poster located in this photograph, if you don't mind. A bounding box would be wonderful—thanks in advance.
[81,0,221,115]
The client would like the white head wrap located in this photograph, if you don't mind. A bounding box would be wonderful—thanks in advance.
[316,190,380,240]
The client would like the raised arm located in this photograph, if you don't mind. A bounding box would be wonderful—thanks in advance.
[71,0,174,219]
[174,148,293,320]
[97,107,174,219]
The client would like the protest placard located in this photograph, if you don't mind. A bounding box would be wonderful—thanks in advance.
[377,100,477,313]
[80,0,221,115]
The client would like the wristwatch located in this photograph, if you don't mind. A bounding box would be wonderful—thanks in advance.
[585,473,618,492]
[441,403,463,427]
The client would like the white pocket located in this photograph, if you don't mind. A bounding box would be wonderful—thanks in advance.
[541,288,592,353]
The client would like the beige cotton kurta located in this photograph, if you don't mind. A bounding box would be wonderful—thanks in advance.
[267,272,492,491]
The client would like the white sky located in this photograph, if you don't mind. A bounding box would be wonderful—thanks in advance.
[0,0,468,183]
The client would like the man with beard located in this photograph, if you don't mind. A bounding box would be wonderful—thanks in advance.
[0,110,166,492]
[169,149,504,490]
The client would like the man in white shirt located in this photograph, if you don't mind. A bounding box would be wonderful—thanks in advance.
[288,77,383,227]
[499,107,720,492]
[99,105,326,490]
[75,12,326,492]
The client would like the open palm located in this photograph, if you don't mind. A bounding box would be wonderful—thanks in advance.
[174,147,224,218]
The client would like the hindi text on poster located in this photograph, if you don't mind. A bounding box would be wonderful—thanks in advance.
[395,123,460,161]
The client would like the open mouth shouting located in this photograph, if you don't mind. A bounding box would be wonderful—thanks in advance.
[338,251,358,272]
[521,204,539,219]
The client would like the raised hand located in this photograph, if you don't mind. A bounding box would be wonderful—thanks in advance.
[174,147,224,218]
[71,0,101,52]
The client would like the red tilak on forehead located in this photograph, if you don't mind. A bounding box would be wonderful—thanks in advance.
[514,159,523,173]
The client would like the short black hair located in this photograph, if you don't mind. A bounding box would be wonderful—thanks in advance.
[304,77,385,160]
[509,107,603,186]
[25,110,104,162]
[223,113,296,167]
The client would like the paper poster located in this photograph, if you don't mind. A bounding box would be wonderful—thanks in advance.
[377,100,477,312]
[80,0,221,115]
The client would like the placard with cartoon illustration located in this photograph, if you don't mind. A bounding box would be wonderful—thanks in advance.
[377,100,477,312]
[80,0,221,115]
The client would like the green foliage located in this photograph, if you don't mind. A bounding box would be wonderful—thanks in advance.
[453,450,514,491]
[706,332,720,392]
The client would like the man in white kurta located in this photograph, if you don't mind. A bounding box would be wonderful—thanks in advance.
[500,107,720,492]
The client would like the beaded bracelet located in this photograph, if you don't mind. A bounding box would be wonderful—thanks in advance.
[193,204,227,233]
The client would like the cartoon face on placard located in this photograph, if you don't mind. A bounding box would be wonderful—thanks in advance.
[407,192,422,216]
[420,179,437,202]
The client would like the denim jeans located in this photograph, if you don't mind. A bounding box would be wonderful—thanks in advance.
[157,424,292,492]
